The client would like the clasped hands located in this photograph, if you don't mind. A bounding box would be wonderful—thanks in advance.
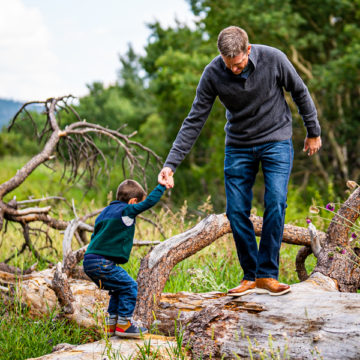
[158,167,175,189]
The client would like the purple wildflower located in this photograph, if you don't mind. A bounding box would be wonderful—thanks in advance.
[326,203,335,211]
[352,233,357,239]
[306,218,311,224]
[341,249,346,254]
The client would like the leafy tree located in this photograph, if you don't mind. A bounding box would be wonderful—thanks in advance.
[189,0,360,188]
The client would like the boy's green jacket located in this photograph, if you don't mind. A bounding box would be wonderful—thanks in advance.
[86,184,165,264]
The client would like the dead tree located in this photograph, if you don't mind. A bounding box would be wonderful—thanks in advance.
[0,96,163,273]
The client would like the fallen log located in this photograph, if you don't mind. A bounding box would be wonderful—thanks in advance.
[0,275,357,359]
[5,270,359,359]
[154,273,360,359]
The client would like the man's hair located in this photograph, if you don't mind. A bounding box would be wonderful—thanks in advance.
[116,179,146,203]
[217,26,249,58]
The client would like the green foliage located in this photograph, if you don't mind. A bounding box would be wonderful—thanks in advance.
[190,0,360,190]
[0,110,48,157]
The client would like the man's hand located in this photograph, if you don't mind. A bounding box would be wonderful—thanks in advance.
[158,167,174,189]
[303,136,322,156]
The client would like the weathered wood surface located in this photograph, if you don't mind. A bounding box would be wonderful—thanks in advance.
[0,268,105,328]
[27,335,184,360]
[0,213,345,330]
[327,184,360,246]
[155,273,360,360]
[313,186,360,292]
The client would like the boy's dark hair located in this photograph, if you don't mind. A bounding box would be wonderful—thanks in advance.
[116,179,146,203]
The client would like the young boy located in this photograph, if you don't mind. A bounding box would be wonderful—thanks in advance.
[83,180,166,338]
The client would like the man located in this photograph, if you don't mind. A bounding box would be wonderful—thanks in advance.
[158,26,321,296]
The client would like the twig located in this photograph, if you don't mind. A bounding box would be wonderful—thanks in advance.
[133,240,161,246]
[17,196,67,206]
[138,215,166,239]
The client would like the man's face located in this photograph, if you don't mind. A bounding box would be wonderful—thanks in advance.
[221,45,251,75]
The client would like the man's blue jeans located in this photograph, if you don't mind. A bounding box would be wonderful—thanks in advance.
[224,139,294,281]
[83,257,137,317]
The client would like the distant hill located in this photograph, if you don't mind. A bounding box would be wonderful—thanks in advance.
[0,99,42,130]
[0,99,24,129]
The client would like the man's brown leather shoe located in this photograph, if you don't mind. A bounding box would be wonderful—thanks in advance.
[255,278,291,296]
[227,280,256,296]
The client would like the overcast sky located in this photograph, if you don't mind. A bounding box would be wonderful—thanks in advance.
[0,0,196,101]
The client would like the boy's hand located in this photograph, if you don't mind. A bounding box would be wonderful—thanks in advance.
[303,136,322,156]
[158,167,174,189]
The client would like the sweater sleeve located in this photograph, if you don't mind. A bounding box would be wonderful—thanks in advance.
[122,184,166,218]
[278,51,321,138]
[163,66,217,172]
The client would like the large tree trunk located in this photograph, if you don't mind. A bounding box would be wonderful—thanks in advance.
[134,187,360,326]
[0,213,324,325]
[313,186,360,292]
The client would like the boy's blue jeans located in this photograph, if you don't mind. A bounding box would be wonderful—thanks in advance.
[224,139,294,281]
[83,257,137,317]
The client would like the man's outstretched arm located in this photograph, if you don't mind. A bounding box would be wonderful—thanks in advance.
[158,65,217,188]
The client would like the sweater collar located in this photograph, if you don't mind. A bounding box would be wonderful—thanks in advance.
[248,44,257,68]
[110,200,128,205]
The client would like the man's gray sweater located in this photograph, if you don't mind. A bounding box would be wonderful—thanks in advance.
[164,44,320,172]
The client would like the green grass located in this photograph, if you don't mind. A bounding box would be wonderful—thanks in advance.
[0,297,99,360]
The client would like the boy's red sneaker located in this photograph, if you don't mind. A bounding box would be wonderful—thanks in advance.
[115,317,148,338]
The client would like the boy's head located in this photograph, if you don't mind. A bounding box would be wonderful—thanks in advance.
[116,179,146,204]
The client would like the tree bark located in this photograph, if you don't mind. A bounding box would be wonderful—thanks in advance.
[153,274,360,359]
[327,186,360,246]
[27,337,185,360]
[313,186,360,292]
